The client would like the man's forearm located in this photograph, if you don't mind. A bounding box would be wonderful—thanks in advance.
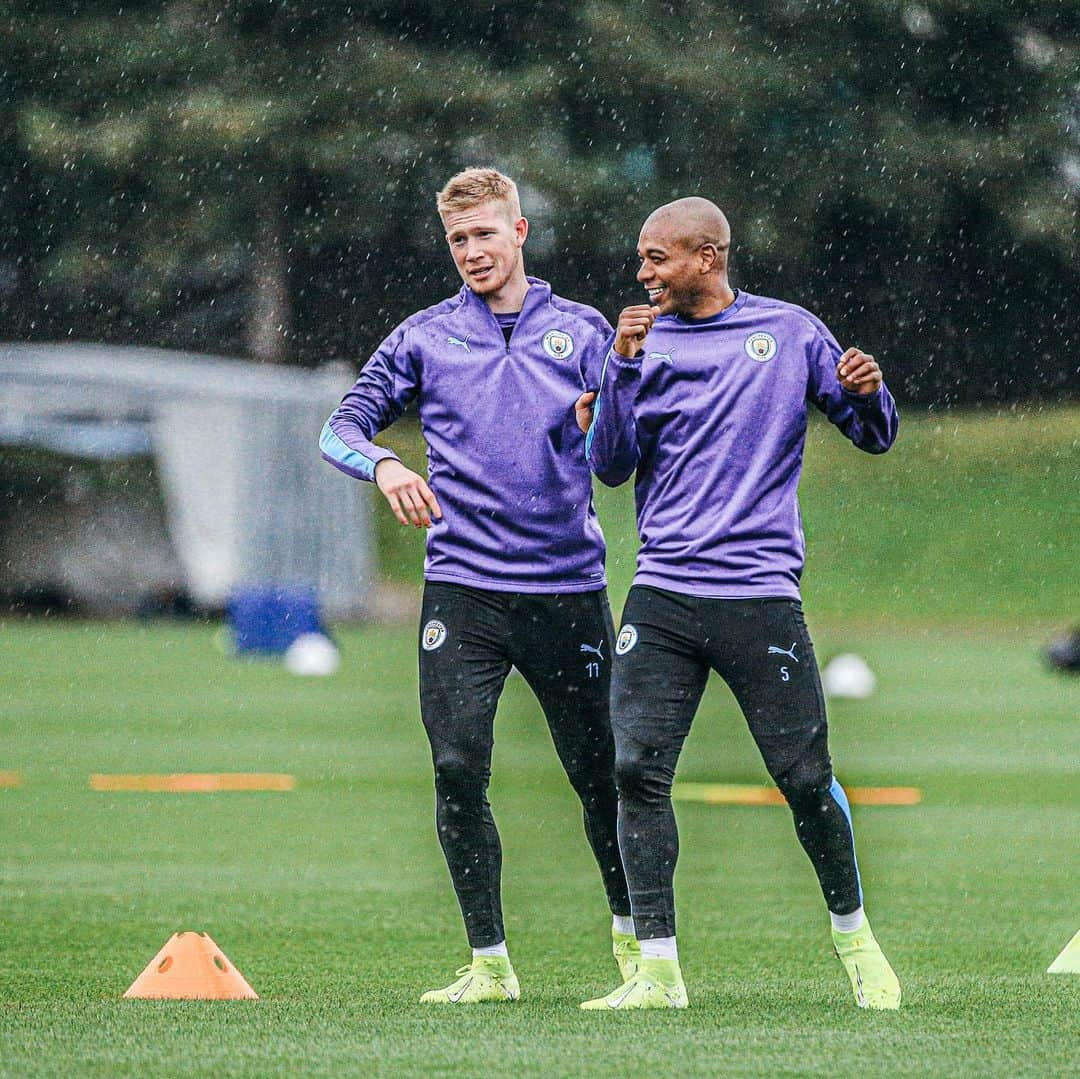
[319,409,400,481]
[586,348,642,486]
[842,382,899,454]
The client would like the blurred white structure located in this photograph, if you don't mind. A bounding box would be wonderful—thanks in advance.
[0,343,372,618]
[821,653,878,700]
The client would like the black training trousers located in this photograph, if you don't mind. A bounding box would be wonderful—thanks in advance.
[611,586,863,940]
[418,581,631,948]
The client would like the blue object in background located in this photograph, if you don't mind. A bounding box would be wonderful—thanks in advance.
[228,585,324,655]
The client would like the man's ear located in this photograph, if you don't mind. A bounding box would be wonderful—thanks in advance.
[515,216,529,248]
[698,243,720,273]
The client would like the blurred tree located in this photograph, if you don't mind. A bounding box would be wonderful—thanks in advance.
[2,0,533,361]
[1,0,1077,401]
[565,0,1080,402]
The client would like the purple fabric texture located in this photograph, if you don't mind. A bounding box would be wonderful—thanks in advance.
[321,278,613,593]
[586,290,899,598]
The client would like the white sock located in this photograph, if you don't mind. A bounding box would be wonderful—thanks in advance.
[612,914,635,936]
[830,906,865,934]
[640,936,678,961]
[472,940,509,959]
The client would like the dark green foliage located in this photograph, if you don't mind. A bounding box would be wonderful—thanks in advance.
[1,2,1076,398]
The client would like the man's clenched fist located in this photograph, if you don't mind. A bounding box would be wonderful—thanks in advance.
[614,304,660,358]
[837,348,882,395]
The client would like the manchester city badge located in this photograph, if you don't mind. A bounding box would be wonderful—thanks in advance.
[542,329,575,359]
[744,331,778,362]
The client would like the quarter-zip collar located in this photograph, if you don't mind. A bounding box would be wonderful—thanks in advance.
[457,277,552,350]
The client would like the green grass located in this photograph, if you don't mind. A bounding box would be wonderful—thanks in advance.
[375,405,1080,622]
[2,406,1078,1075]
[1,618,1077,1077]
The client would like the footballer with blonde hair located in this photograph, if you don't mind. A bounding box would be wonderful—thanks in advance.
[321,168,635,1004]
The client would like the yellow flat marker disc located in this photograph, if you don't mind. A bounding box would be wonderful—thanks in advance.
[673,782,921,806]
[0,771,23,789]
[90,773,295,793]
[675,783,787,806]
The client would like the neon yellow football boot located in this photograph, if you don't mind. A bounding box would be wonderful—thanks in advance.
[612,930,641,981]
[419,955,520,1005]
[832,920,901,1010]
[580,957,688,1010]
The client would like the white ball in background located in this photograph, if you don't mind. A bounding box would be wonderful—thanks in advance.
[822,653,877,700]
[284,633,341,677]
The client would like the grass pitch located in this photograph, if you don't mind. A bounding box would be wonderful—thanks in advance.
[1,619,1077,1077]
[2,406,1078,1076]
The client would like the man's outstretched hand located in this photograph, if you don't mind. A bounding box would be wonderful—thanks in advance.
[837,348,883,395]
[575,391,596,435]
[375,459,442,528]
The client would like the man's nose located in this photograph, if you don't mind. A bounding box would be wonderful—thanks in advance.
[636,262,650,282]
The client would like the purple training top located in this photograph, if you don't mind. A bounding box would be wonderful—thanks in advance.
[585,290,899,599]
[321,277,612,593]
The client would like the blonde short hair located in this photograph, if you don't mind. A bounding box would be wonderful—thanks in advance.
[436,167,521,222]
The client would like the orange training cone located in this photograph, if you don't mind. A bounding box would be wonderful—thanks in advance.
[123,932,258,1000]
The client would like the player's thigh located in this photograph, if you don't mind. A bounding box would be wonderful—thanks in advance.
[418,583,512,765]
[511,590,615,764]
[708,598,829,780]
[611,586,709,763]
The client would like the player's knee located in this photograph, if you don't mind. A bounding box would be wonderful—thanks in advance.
[775,753,831,811]
[614,744,672,805]
[432,749,488,800]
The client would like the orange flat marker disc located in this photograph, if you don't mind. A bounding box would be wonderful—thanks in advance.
[673,782,921,807]
[90,773,295,793]
[848,786,922,805]
[0,771,23,789]
[123,931,258,1000]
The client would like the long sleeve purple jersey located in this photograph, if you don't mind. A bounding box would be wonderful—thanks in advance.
[321,277,612,593]
[585,290,899,599]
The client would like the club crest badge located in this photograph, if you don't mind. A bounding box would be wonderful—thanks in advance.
[422,620,448,651]
[542,329,575,359]
[615,625,639,655]
[744,332,778,362]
